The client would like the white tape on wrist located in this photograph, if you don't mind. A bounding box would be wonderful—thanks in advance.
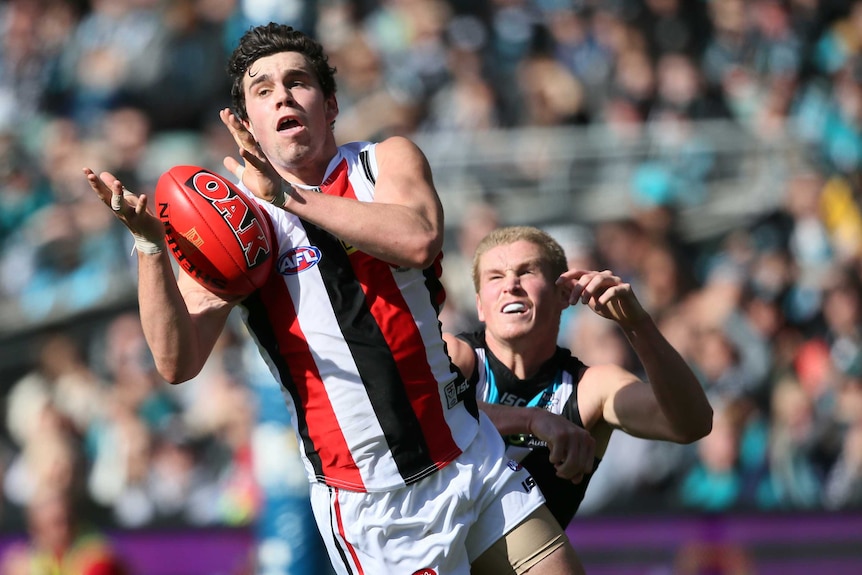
[132,233,165,255]
[270,181,287,208]
[233,163,287,207]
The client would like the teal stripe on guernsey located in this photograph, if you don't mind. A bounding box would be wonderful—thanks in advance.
[486,360,500,404]
[482,354,564,408]
[526,374,563,408]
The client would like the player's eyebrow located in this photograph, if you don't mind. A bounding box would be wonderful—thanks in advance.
[247,72,270,89]
[482,257,543,276]
[248,67,314,88]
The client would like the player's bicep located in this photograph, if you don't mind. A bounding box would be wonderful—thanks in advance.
[373,137,443,231]
[443,333,476,380]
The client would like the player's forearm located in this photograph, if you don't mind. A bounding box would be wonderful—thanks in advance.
[136,252,204,384]
[479,402,539,436]
[285,189,442,268]
[621,316,713,442]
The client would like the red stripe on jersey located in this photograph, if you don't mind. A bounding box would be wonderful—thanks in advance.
[333,488,365,575]
[265,278,366,490]
[329,167,461,467]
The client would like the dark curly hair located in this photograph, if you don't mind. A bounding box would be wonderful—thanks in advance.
[227,23,337,121]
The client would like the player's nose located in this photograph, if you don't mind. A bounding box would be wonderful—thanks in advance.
[275,84,295,107]
[501,273,521,293]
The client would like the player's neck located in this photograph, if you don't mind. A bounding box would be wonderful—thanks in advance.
[278,141,340,189]
[486,334,556,380]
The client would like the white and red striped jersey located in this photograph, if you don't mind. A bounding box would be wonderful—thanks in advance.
[239,141,480,492]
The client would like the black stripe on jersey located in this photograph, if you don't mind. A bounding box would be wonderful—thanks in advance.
[423,265,479,416]
[560,355,589,428]
[359,149,375,185]
[422,257,445,314]
[240,292,325,477]
[306,222,437,483]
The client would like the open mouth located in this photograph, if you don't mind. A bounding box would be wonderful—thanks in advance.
[277,117,301,131]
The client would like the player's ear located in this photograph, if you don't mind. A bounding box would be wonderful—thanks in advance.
[243,118,256,139]
[476,293,486,323]
[326,95,339,125]
[557,279,572,310]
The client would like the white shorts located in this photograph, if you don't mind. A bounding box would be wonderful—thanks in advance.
[309,413,545,575]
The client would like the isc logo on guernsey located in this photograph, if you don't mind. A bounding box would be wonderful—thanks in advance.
[278,246,322,275]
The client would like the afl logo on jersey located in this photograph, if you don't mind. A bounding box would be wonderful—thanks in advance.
[278,246,321,275]
[507,459,523,472]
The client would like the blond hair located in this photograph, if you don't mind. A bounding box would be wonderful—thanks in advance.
[471,226,568,292]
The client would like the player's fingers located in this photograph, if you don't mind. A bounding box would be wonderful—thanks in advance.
[555,455,586,482]
[96,170,125,208]
[580,273,606,304]
[548,441,567,466]
[558,269,588,282]
[221,109,260,156]
[110,181,124,212]
[135,194,148,217]
[218,110,276,182]
[577,270,617,301]
[562,434,594,478]
[574,272,600,304]
[237,145,269,175]
[220,110,258,158]
[596,284,625,308]
[223,156,242,180]
[84,168,119,200]
[98,178,126,214]
[83,168,109,203]
[586,271,621,299]
[219,107,242,138]
[553,275,579,305]
[549,437,576,475]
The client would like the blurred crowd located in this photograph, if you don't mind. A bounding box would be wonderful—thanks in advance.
[1,0,862,564]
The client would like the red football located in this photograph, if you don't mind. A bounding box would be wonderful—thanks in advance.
[154,165,275,297]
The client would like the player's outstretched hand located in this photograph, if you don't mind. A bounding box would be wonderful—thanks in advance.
[219,108,287,206]
[558,269,648,329]
[83,168,165,251]
[529,409,596,484]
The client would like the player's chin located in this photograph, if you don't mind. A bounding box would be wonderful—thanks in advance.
[496,310,534,325]
[509,315,540,333]
[492,322,531,341]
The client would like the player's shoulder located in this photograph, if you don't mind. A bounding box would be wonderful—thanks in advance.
[372,135,427,161]
[457,330,486,349]
[555,346,588,376]
[338,140,375,155]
